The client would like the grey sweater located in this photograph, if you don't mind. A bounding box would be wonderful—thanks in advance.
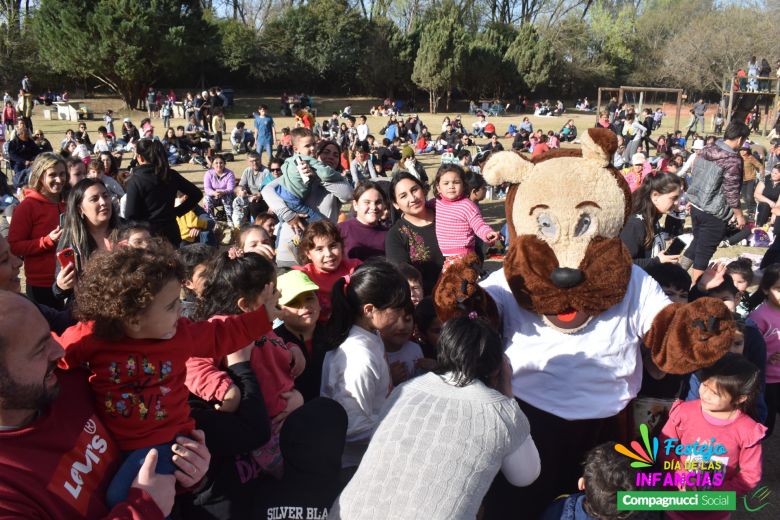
[331,372,531,519]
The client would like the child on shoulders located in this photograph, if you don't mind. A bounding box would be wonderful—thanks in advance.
[273,128,341,223]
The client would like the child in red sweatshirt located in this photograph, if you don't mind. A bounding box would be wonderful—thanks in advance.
[57,244,280,507]
[185,250,305,477]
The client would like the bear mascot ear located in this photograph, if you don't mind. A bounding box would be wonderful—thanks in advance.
[580,128,618,167]
[482,151,533,186]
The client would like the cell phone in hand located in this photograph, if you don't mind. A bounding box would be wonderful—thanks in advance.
[295,156,305,168]
[59,213,65,229]
[57,247,78,270]
[665,237,686,256]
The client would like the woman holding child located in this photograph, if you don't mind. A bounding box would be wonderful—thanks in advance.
[261,138,353,268]
[385,171,445,295]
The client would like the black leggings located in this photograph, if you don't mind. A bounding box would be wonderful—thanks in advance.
[765,382,780,437]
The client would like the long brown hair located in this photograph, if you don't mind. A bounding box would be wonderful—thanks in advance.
[630,172,683,248]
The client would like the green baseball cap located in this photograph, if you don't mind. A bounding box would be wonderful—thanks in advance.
[277,270,320,306]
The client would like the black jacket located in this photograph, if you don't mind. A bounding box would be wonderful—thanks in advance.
[123,164,202,245]
[274,323,330,402]
[254,398,347,520]
[7,136,40,174]
[180,362,272,519]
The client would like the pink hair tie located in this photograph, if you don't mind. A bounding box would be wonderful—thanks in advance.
[468,311,478,320]
[342,274,351,296]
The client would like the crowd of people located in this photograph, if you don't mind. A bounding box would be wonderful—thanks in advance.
[0,77,780,520]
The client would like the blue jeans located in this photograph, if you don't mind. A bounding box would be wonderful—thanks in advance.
[256,139,272,161]
[106,442,176,508]
[274,184,324,222]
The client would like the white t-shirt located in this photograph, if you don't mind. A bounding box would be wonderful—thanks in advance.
[386,341,424,378]
[481,265,671,420]
[356,123,369,142]
[321,325,391,467]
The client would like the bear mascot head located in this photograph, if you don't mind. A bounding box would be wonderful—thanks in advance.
[433,128,734,374]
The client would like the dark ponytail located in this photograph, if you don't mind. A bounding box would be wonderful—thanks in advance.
[327,260,410,346]
[196,251,276,320]
[136,138,170,182]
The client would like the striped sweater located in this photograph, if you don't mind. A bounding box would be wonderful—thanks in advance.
[434,196,494,256]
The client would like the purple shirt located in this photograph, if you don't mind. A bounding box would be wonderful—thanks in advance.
[204,168,236,197]
[338,218,388,261]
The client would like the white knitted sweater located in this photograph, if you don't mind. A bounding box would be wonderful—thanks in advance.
[330,372,531,519]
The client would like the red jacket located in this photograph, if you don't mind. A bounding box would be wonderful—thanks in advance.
[56,308,272,451]
[8,188,65,287]
[0,369,163,519]
[186,330,296,417]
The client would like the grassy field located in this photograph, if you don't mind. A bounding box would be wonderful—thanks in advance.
[26,93,774,190]
[18,93,769,266]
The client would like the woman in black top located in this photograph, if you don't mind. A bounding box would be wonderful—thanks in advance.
[755,165,780,227]
[619,172,684,267]
[124,139,202,245]
[385,171,445,295]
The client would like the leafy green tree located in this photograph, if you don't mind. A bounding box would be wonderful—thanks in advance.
[411,1,467,113]
[33,0,214,108]
[258,0,369,92]
[504,23,556,93]
[359,17,418,97]
[459,22,518,100]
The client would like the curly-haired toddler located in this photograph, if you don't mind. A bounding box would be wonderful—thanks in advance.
[56,243,280,508]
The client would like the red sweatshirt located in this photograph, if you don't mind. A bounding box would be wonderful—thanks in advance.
[186,331,296,418]
[7,188,66,287]
[0,369,163,520]
[293,258,362,321]
[56,308,272,451]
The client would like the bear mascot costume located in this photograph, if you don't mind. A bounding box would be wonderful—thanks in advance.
[434,128,735,518]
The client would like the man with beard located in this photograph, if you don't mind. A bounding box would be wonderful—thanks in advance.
[0,291,210,519]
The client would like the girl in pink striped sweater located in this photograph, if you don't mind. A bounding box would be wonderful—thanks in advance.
[433,164,498,271]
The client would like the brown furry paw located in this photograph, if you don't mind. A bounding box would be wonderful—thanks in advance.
[645,297,735,375]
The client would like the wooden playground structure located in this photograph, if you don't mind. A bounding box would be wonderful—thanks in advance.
[722,74,779,136]
[596,86,684,131]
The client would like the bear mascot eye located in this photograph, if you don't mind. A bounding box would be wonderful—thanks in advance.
[574,213,592,237]
[537,213,557,238]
